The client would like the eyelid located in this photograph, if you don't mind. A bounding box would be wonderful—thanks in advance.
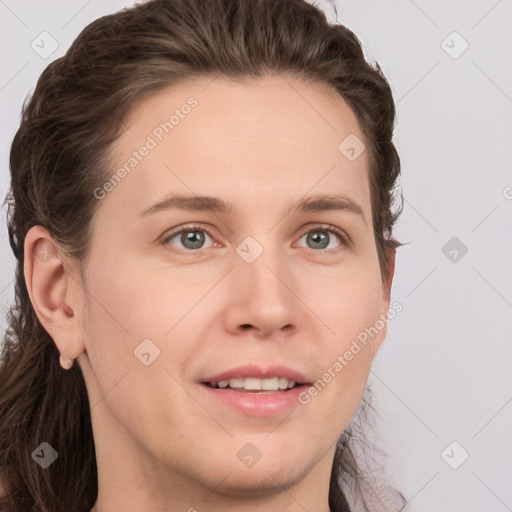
[161,224,217,253]
[296,223,350,253]
[162,222,350,253]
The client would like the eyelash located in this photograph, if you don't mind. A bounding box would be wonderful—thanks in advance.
[162,223,349,255]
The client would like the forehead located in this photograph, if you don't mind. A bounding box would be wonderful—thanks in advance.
[99,75,371,223]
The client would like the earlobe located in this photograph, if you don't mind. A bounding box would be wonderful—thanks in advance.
[23,225,85,366]
[59,354,75,369]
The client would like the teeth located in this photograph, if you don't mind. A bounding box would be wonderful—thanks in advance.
[278,377,289,390]
[211,377,297,391]
[261,377,278,390]
[228,378,244,388]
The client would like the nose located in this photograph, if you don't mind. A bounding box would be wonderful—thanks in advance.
[223,243,302,339]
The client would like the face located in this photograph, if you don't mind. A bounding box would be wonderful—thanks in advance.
[76,75,392,501]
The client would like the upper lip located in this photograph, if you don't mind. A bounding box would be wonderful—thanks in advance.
[201,365,311,385]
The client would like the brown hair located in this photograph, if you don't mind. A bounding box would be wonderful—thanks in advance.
[0,0,405,510]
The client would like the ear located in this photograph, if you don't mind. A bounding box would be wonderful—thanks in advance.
[373,244,397,356]
[23,225,86,365]
[383,244,396,302]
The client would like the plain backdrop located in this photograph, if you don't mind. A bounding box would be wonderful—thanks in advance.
[1,1,511,510]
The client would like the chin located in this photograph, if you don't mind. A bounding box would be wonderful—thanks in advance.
[208,460,309,500]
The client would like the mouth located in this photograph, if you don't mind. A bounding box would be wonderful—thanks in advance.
[198,365,312,416]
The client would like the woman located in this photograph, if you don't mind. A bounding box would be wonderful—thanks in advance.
[0,0,405,510]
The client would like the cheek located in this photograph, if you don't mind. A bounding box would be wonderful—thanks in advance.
[314,258,385,344]
[79,257,204,406]
[95,254,209,336]
[78,262,155,401]
[81,254,187,349]
[307,261,384,411]
[80,295,132,399]
[79,281,186,447]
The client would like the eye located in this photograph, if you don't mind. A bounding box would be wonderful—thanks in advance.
[162,223,349,255]
[296,224,348,254]
[162,225,215,252]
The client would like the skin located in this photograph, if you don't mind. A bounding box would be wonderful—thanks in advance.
[24,74,395,512]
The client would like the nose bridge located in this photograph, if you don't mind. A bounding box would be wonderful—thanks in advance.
[235,232,286,290]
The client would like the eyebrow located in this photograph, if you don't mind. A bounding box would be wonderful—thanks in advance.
[138,193,366,224]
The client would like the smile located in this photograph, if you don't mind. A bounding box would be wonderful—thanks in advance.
[205,376,297,392]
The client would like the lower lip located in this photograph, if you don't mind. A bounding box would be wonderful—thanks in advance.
[199,383,309,417]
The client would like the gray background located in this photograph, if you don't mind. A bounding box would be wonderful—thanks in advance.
[1,1,511,510]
